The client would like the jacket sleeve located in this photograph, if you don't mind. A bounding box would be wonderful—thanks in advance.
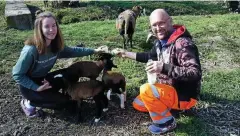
[12,46,39,91]
[161,37,202,81]
[136,46,158,63]
[58,46,95,58]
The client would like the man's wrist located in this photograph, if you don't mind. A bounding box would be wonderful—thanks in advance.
[124,51,136,60]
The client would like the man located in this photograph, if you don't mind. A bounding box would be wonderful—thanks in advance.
[114,9,202,134]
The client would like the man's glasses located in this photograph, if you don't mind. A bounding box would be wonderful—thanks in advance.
[151,18,170,29]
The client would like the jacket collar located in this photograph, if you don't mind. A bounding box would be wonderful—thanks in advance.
[167,25,191,45]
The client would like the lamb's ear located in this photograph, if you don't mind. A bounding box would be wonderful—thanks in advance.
[54,74,63,78]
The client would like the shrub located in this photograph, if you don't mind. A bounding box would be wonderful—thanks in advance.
[28,1,229,25]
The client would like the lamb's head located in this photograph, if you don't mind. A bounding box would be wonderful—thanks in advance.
[98,53,117,71]
[45,73,69,91]
[97,52,113,60]
[132,6,142,18]
[104,58,117,71]
[54,74,71,90]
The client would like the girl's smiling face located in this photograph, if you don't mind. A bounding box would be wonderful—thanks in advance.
[41,17,57,45]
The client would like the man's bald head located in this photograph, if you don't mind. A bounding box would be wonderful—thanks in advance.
[149,9,171,26]
[149,9,173,40]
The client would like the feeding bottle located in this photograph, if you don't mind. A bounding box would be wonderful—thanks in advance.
[147,59,157,84]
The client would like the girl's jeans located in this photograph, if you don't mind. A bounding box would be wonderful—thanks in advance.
[19,75,72,109]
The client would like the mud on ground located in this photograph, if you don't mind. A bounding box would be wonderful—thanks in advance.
[0,74,239,136]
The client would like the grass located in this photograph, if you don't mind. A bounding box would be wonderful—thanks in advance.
[201,69,240,102]
[0,1,239,136]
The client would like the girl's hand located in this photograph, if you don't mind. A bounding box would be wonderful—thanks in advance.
[111,48,126,57]
[36,79,52,92]
[94,45,109,53]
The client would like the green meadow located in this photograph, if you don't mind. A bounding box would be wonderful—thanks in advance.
[0,1,239,136]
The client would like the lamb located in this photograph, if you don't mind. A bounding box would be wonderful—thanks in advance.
[51,74,108,123]
[66,53,127,109]
[69,0,80,7]
[101,58,127,109]
[45,68,108,122]
[45,53,110,84]
[44,52,113,95]
[66,79,108,123]
[67,60,105,81]
[116,6,142,49]
[65,52,110,79]
[44,59,107,96]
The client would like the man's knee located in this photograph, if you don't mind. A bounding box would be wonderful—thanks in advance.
[140,83,151,95]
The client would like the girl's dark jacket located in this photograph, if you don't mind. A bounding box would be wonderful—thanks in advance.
[136,25,202,101]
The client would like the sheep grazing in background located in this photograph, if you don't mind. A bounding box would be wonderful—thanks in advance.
[52,74,108,123]
[69,0,80,8]
[101,56,127,109]
[116,6,142,49]
[43,0,48,7]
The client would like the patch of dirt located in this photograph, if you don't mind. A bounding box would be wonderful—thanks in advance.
[196,101,240,136]
[1,73,239,136]
[0,74,157,136]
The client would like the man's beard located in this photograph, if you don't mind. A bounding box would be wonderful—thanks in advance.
[152,29,171,40]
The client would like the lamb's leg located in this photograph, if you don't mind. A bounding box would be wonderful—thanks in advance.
[107,89,112,100]
[121,82,127,102]
[100,91,108,112]
[112,87,125,109]
[129,34,133,48]
[93,94,103,123]
[122,35,126,49]
[126,35,130,48]
[123,91,127,102]
[117,93,125,109]
[113,88,125,109]
[76,100,82,123]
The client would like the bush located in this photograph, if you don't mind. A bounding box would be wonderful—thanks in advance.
[61,16,79,24]
[27,1,229,25]
[51,6,114,24]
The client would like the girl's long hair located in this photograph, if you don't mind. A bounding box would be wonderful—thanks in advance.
[24,11,64,54]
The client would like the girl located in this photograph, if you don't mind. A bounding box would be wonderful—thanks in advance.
[12,11,106,117]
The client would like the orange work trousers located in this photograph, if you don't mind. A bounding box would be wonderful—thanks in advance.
[132,83,197,124]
